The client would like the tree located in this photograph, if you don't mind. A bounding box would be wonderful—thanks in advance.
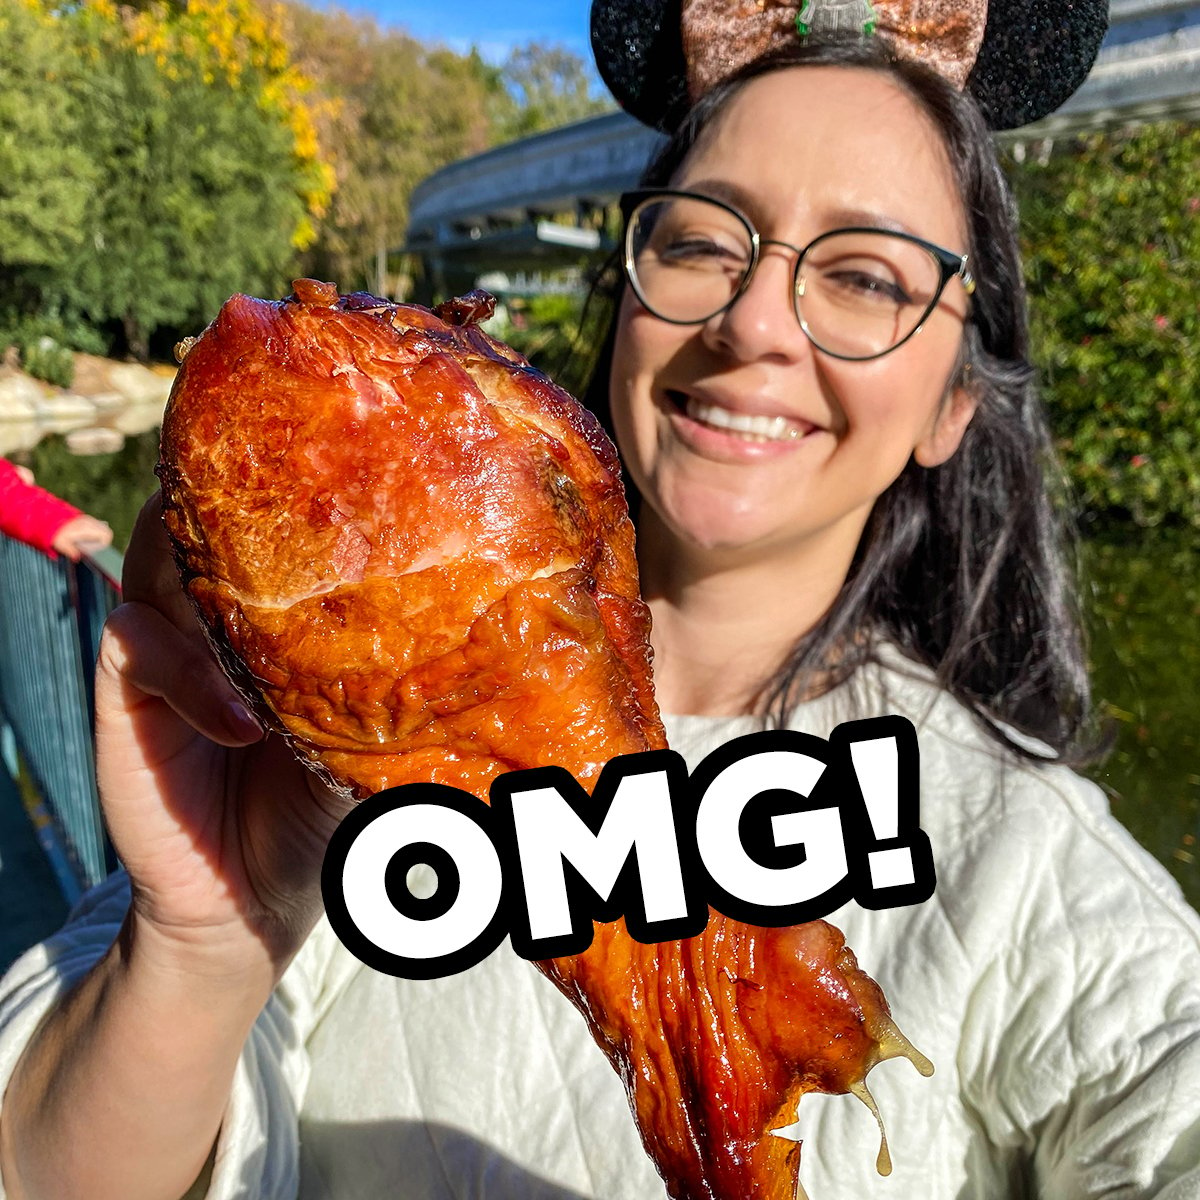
[493,43,613,142]
[1011,122,1200,529]
[0,0,97,272]
[34,0,333,358]
[284,4,503,295]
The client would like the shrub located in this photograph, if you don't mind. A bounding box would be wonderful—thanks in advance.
[20,337,75,388]
[0,309,110,389]
[1010,122,1200,529]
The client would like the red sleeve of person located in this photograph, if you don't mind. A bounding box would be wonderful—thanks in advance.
[0,458,112,560]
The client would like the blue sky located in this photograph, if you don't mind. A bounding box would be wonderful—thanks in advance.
[310,0,594,63]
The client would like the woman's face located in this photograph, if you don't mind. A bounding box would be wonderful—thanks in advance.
[610,66,977,566]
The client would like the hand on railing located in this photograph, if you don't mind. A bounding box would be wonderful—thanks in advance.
[0,458,112,563]
[51,514,113,562]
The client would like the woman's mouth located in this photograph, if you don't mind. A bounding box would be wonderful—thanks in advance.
[669,392,812,444]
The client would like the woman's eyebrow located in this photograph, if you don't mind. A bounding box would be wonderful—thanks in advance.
[680,178,758,212]
[823,207,920,237]
[676,180,927,241]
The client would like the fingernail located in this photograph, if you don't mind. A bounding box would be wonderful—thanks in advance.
[225,699,263,740]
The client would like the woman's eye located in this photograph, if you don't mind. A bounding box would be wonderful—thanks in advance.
[824,268,912,306]
[658,236,744,266]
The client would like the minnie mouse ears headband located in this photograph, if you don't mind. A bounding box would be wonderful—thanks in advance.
[590,0,1109,132]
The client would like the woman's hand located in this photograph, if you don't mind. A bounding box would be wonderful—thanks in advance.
[51,514,112,561]
[100,492,357,983]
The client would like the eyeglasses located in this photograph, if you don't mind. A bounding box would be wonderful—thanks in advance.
[620,189,975,362]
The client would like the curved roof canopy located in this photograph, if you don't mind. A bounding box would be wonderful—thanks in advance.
[405,0,1200,275]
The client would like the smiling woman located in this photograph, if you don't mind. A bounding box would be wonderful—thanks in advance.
[611,68,978,714]
[575,32,1200,1195]
[588,42,1072,743]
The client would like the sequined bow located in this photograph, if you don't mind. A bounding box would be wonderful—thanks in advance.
[682,0,988,102]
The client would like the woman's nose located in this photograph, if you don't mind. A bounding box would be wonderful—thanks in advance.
[702,246,811,364]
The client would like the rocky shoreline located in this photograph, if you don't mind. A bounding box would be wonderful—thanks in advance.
[0,354,175,457]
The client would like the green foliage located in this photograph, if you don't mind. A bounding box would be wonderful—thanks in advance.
[0,0,617,351]
[1083,527,1200,907]
[0,0,332,360]
[1011,122,1200,529]
[492,43,613,143]
[0,0,97,269]
[53,6,311,358]
[499,292,584,371]
[19,338,74,388]
[286,6,504,294]
[495,280,617,401]
[0,308,110,388]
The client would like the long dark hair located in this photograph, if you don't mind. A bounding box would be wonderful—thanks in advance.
[580,37,1097,767]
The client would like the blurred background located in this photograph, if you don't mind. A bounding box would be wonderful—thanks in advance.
[0,0,1196,965]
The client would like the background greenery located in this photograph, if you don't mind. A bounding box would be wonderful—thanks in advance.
[1012,122,1200,531]
[0,0,611,369]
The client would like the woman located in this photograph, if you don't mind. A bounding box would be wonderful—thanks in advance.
[1,34,1198,1200]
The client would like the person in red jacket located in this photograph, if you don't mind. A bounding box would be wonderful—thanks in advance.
[0,459,112,561]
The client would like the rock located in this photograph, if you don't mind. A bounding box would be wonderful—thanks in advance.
[35,393,96,433]
[105,361,173,406]
[66,427,126,455]
[0,420,44,457]
[114,402,166,437]
[0,372,47,420]
[69,354,114,396]
[88,391,127,412]
[72,353,175,406]
[0,355,173,453]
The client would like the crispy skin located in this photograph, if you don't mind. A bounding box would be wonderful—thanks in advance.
[159,280,662,796]
[159,281,928,1200]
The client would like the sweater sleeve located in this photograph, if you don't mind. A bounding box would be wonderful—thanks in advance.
[0,871,325,1200]
[0,460,82,557]
[955,772,1200,1198]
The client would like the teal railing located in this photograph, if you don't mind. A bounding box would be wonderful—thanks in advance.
[0,536,123,902]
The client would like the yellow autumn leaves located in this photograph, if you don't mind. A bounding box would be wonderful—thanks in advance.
[37,0,333,251]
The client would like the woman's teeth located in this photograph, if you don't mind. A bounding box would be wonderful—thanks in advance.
[685,398,804,443]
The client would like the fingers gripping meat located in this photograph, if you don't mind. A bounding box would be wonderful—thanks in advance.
[159,281,931,1200]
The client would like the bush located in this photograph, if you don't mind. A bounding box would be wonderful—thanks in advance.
[1010,122,1200,530]
[0,309,110,389]
[492,282,615,401]
[20,337,74,388]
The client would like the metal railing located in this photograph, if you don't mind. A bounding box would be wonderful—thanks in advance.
[0,537,122,902]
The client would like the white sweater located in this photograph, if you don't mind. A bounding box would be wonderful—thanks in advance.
[2,653,1199,1199]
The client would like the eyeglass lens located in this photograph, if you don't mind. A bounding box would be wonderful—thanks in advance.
[626,195,946,359]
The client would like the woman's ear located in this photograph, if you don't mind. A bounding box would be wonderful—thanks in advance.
[914,383,978,468]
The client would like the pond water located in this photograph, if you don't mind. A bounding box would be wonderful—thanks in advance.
[24,428,1200,911]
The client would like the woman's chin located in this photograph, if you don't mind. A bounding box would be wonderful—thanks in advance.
[646,483,873,571]
[658,498,791,559]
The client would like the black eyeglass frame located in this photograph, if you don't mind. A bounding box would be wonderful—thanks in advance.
[619,188,976,362]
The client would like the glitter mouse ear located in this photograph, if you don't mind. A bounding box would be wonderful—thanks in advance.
[590,0,1109,133]
[591,0,691,133]
[965,0,1108,130]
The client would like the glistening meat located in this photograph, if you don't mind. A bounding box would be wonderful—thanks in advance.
[158,279,932,1200]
